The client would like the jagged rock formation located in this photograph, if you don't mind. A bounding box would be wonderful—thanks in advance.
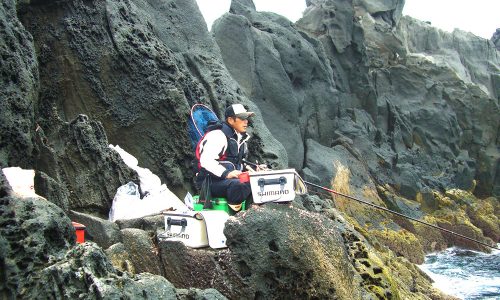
[0,169,225,299]
[0,0,38,169]
[216,0,499,200]
[214,0,499,260]
[99,199,452,299]
[0,164,451,299]
[492,28,500,51]
[1,0,498,298]
[215,0,339,170]
[299,1,499,198]
[34,114,139,217]
[16,0,286,201]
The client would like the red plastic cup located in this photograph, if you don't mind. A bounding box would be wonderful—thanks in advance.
[239,172,249,183]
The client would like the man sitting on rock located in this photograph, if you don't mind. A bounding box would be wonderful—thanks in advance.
[195,104,255,211]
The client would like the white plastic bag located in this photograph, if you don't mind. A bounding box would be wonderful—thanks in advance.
[136,167,162,196]
[141,184,188,213]
[109,182,188,222]
[109,182,141,222]
[109,144,138,168]
[2,167,38,198]
[108,144,188,220]
[109,144,162,196]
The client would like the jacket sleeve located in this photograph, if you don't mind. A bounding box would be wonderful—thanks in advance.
[199,130,229,178]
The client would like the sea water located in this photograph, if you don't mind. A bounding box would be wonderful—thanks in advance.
[419,244,500,299]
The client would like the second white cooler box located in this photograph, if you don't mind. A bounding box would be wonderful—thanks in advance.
[249,169,307,204]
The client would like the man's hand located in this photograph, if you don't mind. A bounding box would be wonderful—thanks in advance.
[226,170,242,179]
[246,165,256,173]
[256,164,269,171]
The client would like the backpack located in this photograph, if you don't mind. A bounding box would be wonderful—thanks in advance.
[188,104,222,151]
[188,104,224,173]
[188,104,223,208]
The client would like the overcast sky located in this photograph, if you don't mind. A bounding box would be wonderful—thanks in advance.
[195,0,499,39]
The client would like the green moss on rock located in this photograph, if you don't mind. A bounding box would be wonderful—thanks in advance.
[371,229,425,264]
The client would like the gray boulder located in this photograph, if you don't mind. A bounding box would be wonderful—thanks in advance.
[33,243,178,299]
[121,228,163,276]
[105,242,136,273]
[34,170,70,212]
[69,210,122,249]
[224,203,362,299]
[0,186,75,298]
[158,241,241,297]
[116,214,165,232]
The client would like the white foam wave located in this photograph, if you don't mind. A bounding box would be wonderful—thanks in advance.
[419,244,500,300]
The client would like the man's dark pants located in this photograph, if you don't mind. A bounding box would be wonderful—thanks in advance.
[210,178,252,205]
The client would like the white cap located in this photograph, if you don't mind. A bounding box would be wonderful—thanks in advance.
[224,104,255,119]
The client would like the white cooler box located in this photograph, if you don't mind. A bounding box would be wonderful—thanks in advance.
[249,169,307,204]
[158,210,229,249]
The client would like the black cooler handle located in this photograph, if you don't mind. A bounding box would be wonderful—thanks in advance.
[167,217,187,227]
[258,176,287,187]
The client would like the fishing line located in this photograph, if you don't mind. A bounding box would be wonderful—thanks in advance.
[304,181,500,251]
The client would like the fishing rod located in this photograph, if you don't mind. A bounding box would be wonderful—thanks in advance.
[242,159,499,251]
[304,181,499,251]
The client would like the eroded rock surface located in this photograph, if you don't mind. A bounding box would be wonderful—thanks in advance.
[1,0,498,298]
[0,170,225,299]
[213,0,498,258]
[17,0,286,199]
[493,28,500,51]
[0,0,38,168]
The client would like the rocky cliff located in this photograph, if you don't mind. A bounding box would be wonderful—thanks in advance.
[1,0,498,298]
[215,0,499,254]
[14,0,287,214]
